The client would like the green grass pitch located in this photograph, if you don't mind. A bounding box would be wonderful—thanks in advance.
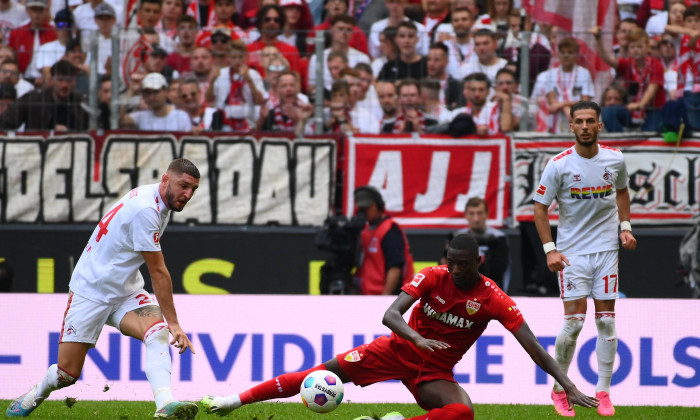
[2,400,698,419]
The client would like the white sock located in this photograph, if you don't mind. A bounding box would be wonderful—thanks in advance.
[220,394,241,410]
[553,314,585,392]
[144,322,174,410]
[595,312,617,393]
[31,365,76,409]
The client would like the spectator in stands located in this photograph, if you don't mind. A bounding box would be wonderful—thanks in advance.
[196,0,248,46]
[97,74,111,129]
[91,2,116,76]
[435,7,475,78]
[166,15,199,76]
[426,41,464,109]
[168,78,182,106]
[1,59,33,98]
[500,8,551,93]
[456,29,507,82]
[340,67,380,133]
[637,0,670,29]
[143,44,179,83]
[325,79,355,132]
[354,62,381,121]
[210,27,232,68]
[368,0,429,59]
[600,83,626,108]
[387,78,437,133]
[422,0,451,43]
[613,17,640,59]
[593,27,665,132]
[377,80,399,132]
[0,60,89,131]
[537,37,594,133]
[64,38,90,95]
[475,0,512,36]
[0,0,28,45]
[8,0,57,82]
[494,67,530,130]
[207,39,264,131]
[657,35,679,97]
[353,184,414,295]
[191,47,216,103]
[0,82,16,115]
[179,78,215,132]
[311,0,368,55]
[448,196,510,290]
[257,69,312,135]
[666,6,700,130]
[279,0,311,56]
[646,0,686,38]
[326,50,348,88]
[378,21,427,82]
[261,56,293,102]
[421,79,453,124]
[137,0,176,53]
[73,0,119,50]
[308,14,370,93]
[36,8,78,84]
[160,0,184,38]
[121,72,192,131]
[453,71,507,135]
[372,26,398,77]
[247,5,302,75]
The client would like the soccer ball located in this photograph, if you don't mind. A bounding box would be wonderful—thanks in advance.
[300,370,344,413]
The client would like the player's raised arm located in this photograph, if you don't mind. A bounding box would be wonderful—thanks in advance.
[142,250,194,354]
[382,291,450,352]
[512,321,599,410]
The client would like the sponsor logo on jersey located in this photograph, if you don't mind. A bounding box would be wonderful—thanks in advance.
[536,184,547,197]
[435,295,445,304]
[573,174,581,182]
[410,273,425,287]
[344,350,362,362]
[508,305,519,312]
[153,233,160,243]
[423,302,474,329]
[466,300,481,315]
[571,185,612,199]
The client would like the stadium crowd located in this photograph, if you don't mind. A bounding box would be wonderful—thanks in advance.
[0,0,694,134]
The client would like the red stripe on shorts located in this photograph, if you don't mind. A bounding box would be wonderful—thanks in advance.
[59,292,75,343]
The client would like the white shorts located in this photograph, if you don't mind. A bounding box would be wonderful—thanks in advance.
[59,289,158,346]
[557,250,619,301]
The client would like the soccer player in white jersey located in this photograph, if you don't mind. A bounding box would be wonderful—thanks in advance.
[533,100,637,418]
[5,159,201,420]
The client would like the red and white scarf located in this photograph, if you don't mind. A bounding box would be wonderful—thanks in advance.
[629,57,652,122]
[273,102,297,132]
[221,70,248,131]
[393,109,426,133]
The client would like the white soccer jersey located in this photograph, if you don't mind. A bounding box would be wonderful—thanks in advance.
[534,145,628,256]
[69,183,170,304]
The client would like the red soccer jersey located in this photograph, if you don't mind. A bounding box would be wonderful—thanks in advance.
[616,56,666,108]
[396,265,524,370]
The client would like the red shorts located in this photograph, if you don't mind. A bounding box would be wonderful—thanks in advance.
[336,336,456,410]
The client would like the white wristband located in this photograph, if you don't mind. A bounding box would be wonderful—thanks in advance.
[620,221,632,232]
[543,242,557,254]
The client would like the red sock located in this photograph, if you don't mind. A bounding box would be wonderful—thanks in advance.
[405,404,474,420]
[240,364,327,404]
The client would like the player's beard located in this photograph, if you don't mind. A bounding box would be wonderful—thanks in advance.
[575,131,597,148]
[164,183,186,212]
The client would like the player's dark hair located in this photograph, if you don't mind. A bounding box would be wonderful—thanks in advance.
[570,100,601,119]
[168,158,200,179]
[449,233,479,256]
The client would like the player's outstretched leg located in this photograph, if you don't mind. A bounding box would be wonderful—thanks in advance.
[6,365,78,417]
[153,401,198,419]
[201,364,329,415]
[552,314,585,416]
[403,404,474,420]
[595,311,617,416]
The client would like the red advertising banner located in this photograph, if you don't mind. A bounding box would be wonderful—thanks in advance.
[513,135,700,225]
[343,135,510,229]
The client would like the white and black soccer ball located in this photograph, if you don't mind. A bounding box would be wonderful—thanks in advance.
[300,370,344,413]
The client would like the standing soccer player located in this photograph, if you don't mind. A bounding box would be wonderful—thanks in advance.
[5,159,201,419]
[201,234,598,420]
[533,100,637,417]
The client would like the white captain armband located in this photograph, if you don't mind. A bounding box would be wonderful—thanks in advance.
[543,242,557,254]
[620,221,632,232]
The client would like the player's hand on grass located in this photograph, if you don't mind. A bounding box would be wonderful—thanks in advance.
[620,231,637,251]
[566,387,599,409]
[169,324,195,354]
[546,250,570,272]
[414,337,451,352]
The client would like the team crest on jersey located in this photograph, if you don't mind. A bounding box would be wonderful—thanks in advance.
[603,168,611,180]
[536,184,547,197]
[466,300,481,315]
[65,323,77,336]
[344,351,362,362]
